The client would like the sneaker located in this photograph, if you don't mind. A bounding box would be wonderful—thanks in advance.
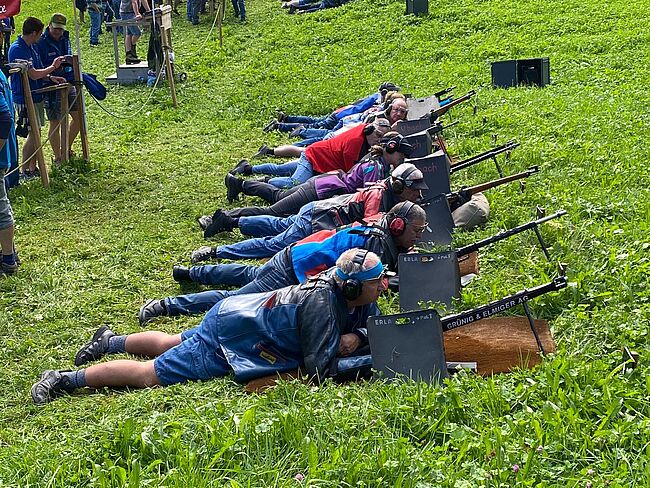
[225,173,243,203]
[31,370,75,405]
[253,144,269,159]
[138,299,167,326]
[197,215,212,230]
[74,325,115,366]
[190,246,217,264]
[0,261,18,276]
[172,265,191,282]
[230,159,252,175]
[262,119,279,133]
[289,125,304,138]
[204,210,236,238]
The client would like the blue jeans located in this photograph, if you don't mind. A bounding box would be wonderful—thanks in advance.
[111,0,123,34]
[88,3,104,44]
[251,159,298,177]
[215,204,314,259]
[164,255,296,316]
[297,127,330,140]
[187,0,201,22]
[269,155,314,188]
[231,0,245,19]
[278,114,337,131]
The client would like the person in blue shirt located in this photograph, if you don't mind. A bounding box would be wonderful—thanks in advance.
[8,17,66,178]
[35,13,81,164]
[0,68,19,276]
[31,249,386,404]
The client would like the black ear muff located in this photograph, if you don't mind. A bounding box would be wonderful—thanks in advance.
[388,201,414,236]
[342,249,369,300]
[363,124,375,136]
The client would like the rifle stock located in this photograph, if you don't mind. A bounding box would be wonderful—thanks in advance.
[449,140,519,174]
[447,166,539,206]
[456,209,567,257]
[440,276,568,332]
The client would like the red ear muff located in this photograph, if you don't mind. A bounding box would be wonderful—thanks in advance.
[385,140,398,154]
[389,216,406,236]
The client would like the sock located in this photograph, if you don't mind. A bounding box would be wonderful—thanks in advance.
[107,335,128,354]
[2,254,16,266]
[63,370,87,389]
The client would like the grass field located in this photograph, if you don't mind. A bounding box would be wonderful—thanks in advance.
[1,0,649,485]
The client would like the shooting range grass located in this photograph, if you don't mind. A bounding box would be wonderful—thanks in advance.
[1,0,649,485]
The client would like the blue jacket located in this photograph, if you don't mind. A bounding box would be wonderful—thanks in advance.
[194,269,379,382]
[35,29,73,81]
[8,36,45,103]
[333,92,381,121]
[0,70,17,171]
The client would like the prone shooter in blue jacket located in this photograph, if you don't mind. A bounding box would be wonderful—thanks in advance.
[31,248,387,405]
[137,201,427,324]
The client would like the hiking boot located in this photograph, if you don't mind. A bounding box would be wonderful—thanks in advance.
[230,159,252,175]
[225,173,244,203]
[197,215,212,230]
[289,125,304,138]
[125,53,140,65]
[253,144,270,159]
[31,370,75,405]
[204,210,236,238]
[138,299,167,326]
[190,246,217,264]
[172,265,191,282]
[0,261,18,277]
[74,325,115,366]
[262,119,279,133]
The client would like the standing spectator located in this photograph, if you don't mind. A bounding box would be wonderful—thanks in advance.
[35,14,82,164]
[120,0,151,64]
[8,17,66,179]
[87,0,105,46]
[0,66,19,276]
[232,0,246,22]
[76,0,88,24]
[1,17,14,66]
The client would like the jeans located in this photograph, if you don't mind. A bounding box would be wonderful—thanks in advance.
[231,0,246,19]
[88,3,104,44]
[278,114,338,132]
[111,0,123,34]
[187,0,202,22]
[164,255,296,316]
[251,153,314,189]
[215,204,314,259]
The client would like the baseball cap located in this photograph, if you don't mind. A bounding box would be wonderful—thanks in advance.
[50,13,67,30]
[391,163,429,190]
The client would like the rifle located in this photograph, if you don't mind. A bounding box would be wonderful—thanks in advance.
[446,166,539,208]
[456,209,567,260]
[430,90,476,121]
[449,140,519,175]
[434,85,456,99]
[441,275,568,333]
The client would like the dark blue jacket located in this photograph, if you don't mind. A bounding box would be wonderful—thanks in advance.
[35,29,73,81]
[194,269,379,382]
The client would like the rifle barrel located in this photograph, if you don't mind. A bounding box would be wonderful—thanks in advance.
[440,276,568,332]
[431,90,476,119]
[450,141,520,174]
[447,166,539,205]
[456,210,567,257]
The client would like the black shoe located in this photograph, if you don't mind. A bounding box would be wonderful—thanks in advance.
[288,5,296,13]
[276,110,287,122]
[225,173,243,203]
[190,246,217,264]
[31,370,75,405]
[172,265,191,282]
[204,210,236,238]
[138,299,167,326]
[262,119,279,133]
[253,144,270,159]
[197,215,212,230]
[0,261,18,277]
[230,159,252,175]
[74,325,115,366]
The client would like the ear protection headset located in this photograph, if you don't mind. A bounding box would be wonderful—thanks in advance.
[381,133,406,154]
[341,249,370,300]
[363,119,391,136]
[391,165,419,194]
[388,201,415,236]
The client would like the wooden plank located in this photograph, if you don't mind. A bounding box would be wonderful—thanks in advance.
[20,69,49,187]
[72,55,90,160]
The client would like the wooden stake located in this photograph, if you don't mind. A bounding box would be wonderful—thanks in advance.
[19,69,49,187]
[60,85,69,164]
[71,55,90,160]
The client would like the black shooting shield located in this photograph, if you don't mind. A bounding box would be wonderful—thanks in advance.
[407,95,440,120]
[398,251,461,311]
[421,194,455,246]
[402,130,433,158]
[395,119,433,137]
[407,150,451,196]
[368,310,448,384]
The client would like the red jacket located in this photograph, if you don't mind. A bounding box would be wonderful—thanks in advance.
[305,123,369,174]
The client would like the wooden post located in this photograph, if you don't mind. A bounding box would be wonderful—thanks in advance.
[71,55,90,160]
[60,85,69,164]
[19,68,49,187]
[159,6,178,108]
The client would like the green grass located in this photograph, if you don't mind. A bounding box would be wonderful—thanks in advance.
[1,0,649,485]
